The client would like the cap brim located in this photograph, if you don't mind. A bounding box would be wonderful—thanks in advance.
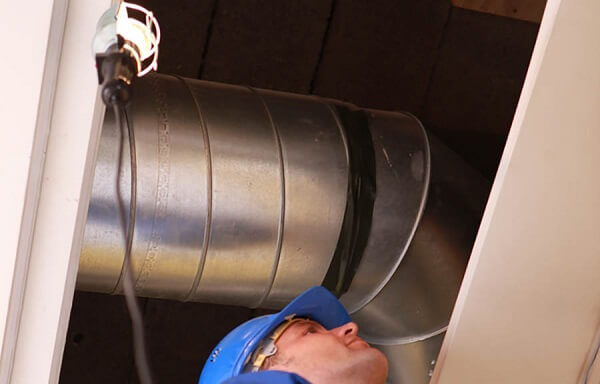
[273,286,351,330]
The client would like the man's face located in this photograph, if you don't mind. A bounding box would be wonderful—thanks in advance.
[265,319,388,384]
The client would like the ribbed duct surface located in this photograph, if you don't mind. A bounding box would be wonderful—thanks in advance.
[78,73,488,383]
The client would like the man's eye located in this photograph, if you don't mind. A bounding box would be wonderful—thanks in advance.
[304,326,317,335]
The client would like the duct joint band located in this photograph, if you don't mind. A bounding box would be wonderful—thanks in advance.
[322,104,376,297]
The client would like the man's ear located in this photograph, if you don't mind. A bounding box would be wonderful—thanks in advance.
[263,353,295,371]
[261,356,274,370]
[262,354,280,370]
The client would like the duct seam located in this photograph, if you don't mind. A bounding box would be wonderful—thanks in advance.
[321,102,379,297]
[179,76,214,302]
[250,87,286,309]
[134,78,172,293]
[321,102,350,296]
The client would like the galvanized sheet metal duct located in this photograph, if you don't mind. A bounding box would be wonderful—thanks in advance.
[356,131,488,383]
[78,72,488,383]
[351,132,488,342]
[80,75,349,307]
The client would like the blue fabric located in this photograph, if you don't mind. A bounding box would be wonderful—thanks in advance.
[199,286,350,384]
[221,371,311,384]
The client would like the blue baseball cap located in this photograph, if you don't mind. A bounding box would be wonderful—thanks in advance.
[199,286,351,384]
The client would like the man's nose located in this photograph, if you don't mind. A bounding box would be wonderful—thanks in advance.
[331,322,359,339]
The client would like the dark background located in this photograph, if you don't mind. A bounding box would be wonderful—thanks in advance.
[60,1,539,382]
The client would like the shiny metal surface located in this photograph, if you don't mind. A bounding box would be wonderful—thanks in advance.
[80,75,210,300]
[78,72,489,383]
[79,73,349,306]
[183,81,283,307]
[352,132,489,342]
[339,110,430,314]
[126,76,208,300]
[377,332,446,384]
[79,106,128,293]
[257,90,348,309]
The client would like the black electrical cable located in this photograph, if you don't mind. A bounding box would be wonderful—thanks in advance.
[113,103,154,384]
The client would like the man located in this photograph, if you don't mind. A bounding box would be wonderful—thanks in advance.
[199,287,388,384]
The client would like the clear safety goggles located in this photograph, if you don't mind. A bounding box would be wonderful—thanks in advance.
[246,315,306,372]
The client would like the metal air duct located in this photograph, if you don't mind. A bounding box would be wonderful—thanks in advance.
[78,72,488,383]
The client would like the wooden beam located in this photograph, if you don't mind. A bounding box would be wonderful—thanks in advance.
[452,0,547,23]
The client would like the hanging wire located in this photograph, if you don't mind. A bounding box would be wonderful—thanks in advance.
[113,103,154,384]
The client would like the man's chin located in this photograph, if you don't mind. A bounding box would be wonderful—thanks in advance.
[351,342,389,370]
[373,348,390,381]
[350,346,389,384]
